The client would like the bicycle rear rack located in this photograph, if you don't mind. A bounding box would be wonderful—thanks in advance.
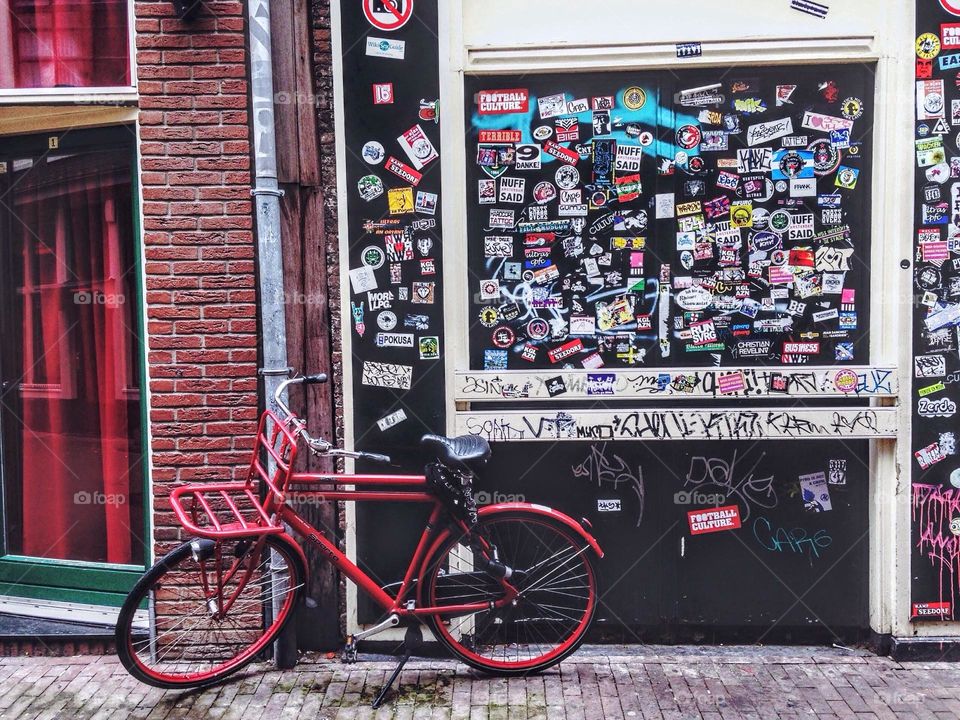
[169,410,299,540]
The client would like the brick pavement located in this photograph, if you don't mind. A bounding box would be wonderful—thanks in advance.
[0,645,959,719]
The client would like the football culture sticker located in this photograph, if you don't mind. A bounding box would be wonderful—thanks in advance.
[688,506,742,536]
[362,0,413,32]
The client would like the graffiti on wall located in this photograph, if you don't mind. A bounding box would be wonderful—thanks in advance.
[457,408,898,443]
[454,366,897,401]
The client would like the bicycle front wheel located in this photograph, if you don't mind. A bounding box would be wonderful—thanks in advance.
[423,511,598,675]
[115,535,304,689]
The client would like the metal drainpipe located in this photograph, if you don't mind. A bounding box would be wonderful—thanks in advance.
[247,0,297,669]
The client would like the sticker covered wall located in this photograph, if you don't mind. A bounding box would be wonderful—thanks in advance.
[338,0,446,460]
[464,67,874,370]
[912,0,960,623]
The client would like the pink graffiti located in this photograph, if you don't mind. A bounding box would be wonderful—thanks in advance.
[913,484,960,616]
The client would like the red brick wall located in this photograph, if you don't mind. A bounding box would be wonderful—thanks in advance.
[135,0,260,557]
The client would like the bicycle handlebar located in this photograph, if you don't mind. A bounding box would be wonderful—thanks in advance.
[266,371,391,464]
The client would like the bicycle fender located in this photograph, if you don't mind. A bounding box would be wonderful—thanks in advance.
[479,503,604,559]
[274,532,310,585]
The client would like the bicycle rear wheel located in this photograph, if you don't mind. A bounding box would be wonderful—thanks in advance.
[115,535,304,689]
[422,511,598,675]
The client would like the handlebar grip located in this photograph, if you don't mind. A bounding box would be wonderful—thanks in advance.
[361,452,392,464]
[303,373,328,385]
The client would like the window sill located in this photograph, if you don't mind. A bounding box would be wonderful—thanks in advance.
[0,89,138,106]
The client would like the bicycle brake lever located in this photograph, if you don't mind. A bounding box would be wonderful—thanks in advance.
[360,452,392,464]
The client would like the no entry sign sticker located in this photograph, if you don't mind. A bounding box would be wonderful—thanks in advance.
[363,0,413,32]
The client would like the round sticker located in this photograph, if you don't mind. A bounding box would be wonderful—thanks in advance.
[770,210,792,232]
[533,181,557,204]
[751,231,781,253]
[841,97,864,120]
[533,125,553,141]
[680,250,694,270]
[808,138,841,176]
[774,180,788,194]
[676,125,702,150]
[555,165,580,189]
[357,174,384,201]
[411,138,433,161]
[688,156,706,173]
[925,91,945,116]
[940,0,960,17]
[591,190,608,208]
[377,311,397,331]
[778,150,806,178]
[770,249,788,266]
[638,131,654,147]
[917,266,942,291]
[918,123,931,138]
[361,245,385,269]
[917,33,941,60]
[951,517,960,537]
[491,326,516,349]
[837,167,858,188]
[623,86,647,110]
[362,0,414,32]
[952,468,960,490]
[479,306,499,328]
[362,141,385,164]
[526,318,550,340]
[834,369,859,394]
[675,151,689,166]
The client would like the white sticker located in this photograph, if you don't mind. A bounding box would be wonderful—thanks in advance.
[349,266,378,294]
[655,193,676,219]
[746,117,794,146]
[365,36,405,60]
[361,361,412,390]
[376,409,408,432]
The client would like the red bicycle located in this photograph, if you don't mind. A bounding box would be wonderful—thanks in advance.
[115,372,602,700]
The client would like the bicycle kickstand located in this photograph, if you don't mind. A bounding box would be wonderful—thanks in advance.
[372,625,423,709]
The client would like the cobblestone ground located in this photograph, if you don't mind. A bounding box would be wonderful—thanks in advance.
[1,645,959,719]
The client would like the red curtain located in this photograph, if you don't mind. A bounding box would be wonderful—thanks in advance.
[2,0,130,89]
[14,150,141,565]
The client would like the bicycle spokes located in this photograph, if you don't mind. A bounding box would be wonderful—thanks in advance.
[126,537,302,684]
[427,515,596,671]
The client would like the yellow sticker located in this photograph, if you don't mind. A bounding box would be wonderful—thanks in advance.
[623,86,647,110]
[387,187,414,215]
[917,33,941,60]
[730,203,753,228]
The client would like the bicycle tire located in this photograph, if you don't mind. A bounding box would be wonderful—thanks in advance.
[115,535,304,689]
[422,511,598,675]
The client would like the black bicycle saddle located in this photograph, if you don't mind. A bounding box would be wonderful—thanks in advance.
[421,434,491,473]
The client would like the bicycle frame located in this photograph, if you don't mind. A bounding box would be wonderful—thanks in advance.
[275,471,518,618]
[169,404,600,628]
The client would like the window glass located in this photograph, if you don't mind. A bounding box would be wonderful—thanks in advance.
[0,128,144,565]
[0,0,130,89]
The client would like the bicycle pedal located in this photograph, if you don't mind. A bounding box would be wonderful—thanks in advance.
[342,636,359,663]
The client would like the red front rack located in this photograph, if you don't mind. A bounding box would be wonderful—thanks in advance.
[169,410,300,539]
